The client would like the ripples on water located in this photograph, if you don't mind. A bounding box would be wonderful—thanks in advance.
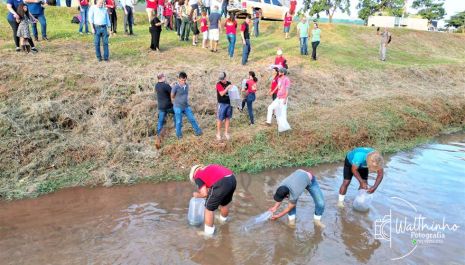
[0,134,464,265]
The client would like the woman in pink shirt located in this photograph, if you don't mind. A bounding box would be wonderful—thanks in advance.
[283,11,292,39]
[224,13,237,59]
[266,68,291,132]
[163,0,173,30]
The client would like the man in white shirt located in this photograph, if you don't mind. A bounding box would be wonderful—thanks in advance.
[121,0,134,35]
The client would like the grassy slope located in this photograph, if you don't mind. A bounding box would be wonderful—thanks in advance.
[0,6,464,199]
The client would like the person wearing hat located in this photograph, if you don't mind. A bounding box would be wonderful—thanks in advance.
[338,147,384,207]
[269,48,288,70]
[269,169,325,228]
[190,164,237,236]
[216,72,233,141]
[266,67,291,132]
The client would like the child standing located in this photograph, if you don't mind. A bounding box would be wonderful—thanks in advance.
[16,4,36,53]
[200,11,209,48]
[191,10,200,46]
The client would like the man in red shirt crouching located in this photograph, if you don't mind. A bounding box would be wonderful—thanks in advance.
[190,164,237,236]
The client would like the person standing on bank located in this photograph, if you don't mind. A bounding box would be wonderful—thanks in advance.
[311,23,320,61]
[6,0,38,52]
[121,0,135,35]
[154,72,174,149]
[216,72,233,141]
[337,147,384,207]
[283,11,292,39]
[149,11,163,51]
[78,0,89,34]
[171,71,203,139]
[241,71,257,125]
[269,67,279,101]
[146,0,157,23]
[88,0,111,62]
[296,16,309,56]
[269,169,325,228]
[252,8,260,37]
[25,0,48,41]
[106,0,117,35]
[208,5,221,52]
[190,164,237,236]
[224,12,237,59]
[240,14,251,65]
[377,27,391,61]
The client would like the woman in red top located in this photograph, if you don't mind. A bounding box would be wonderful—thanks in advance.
[163,0,173,30]
[146,0,157,23]
[224,13,237,59]
[190,164,237,236]
[283,11,292,39]
[241,71,258,125]
[269,67,279,101]
[106,0,117,35]
[200,10,208,49]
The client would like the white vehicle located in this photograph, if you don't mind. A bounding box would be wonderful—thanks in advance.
[227,0,289,21]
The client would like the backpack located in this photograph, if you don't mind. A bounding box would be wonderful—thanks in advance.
[71,15,81,24]
[283,59,288,69]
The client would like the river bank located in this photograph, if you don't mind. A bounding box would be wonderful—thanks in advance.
[0,6,464,200]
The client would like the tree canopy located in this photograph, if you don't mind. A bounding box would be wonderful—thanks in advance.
[302,0,351,23]
[357,0,405,22]
[412,0,446,22]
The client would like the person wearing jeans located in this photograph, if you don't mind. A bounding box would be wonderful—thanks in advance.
[79,0,89,34]
[66,0,71,7]
[240,15,251,65]
[311,23,321,60]
[297,17,309,55]
[241,71,257,125]
[89,0,110,61]
[6,0,38,52]
[154,73,174,147]
[121,0,134,35]
[25,0,48,41]
[252,8,260,37]
[171,72,202,139]
[224,14,236,59]
[269,169,325,228]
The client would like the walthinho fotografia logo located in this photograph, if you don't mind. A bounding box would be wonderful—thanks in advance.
[373,197,460,260]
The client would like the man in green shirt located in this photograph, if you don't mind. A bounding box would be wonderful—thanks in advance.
[311,23,321,61]
[296,17,309,55]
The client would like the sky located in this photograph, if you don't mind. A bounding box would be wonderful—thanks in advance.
[296,0,464,21]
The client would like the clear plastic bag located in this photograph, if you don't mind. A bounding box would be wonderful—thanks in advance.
[187,197,205,226]
[241,211,272,232]
[352,189,374,212]
[276,100,291,132]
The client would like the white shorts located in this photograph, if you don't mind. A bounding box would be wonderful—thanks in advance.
[202,31,209,40]
[209,29,219,41]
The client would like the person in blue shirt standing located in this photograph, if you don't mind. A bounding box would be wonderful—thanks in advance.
[88,0,111,61]
[25,0,48,41]
[338,147,385,207]
[5,0,38,52]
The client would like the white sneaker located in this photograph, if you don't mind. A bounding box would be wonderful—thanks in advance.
[224,133,231,140]
[216,134,221,141]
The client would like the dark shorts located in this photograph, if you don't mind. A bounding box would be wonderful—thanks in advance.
[217,103,233,121]
[343,157,368,181]
[205,175,236,211]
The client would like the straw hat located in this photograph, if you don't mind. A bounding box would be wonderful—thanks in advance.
[277,49,283,56]
[367,152,384,172]
[189,165,203,183]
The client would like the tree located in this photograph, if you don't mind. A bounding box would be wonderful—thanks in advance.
[357,0,405,22]
[446,11,465,32]
[412,0,446,23]
[302,0,351,23]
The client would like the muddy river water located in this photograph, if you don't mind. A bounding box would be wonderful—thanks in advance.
[1,134,464,265]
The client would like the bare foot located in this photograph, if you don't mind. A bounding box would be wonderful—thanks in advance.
[314,220,326,229]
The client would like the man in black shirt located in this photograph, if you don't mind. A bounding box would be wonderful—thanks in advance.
[155,73,174,148]
[241,14,251,65]
[215,72,233,141]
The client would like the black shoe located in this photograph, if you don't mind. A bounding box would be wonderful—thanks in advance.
[31,47,38,53]
[104,59,109,62]
[34,37,39,42]
[42,36,49,41]
[98,58,102,62]
[15,47,21,52]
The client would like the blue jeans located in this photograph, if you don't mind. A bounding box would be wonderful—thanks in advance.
[241,93,255,124]
[204,6,210,15]
[253,18,259,37]
[157,108,175,135]
[227,34,236,58]
[79,6,89,33]
[289,177,325,217]
[221,3,227,18]
[174,106,202,139]
[300,37,308,55]
[242,39,250,65]
[94,26,109,60]
[31,13,47,38]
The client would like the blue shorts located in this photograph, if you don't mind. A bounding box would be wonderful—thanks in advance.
[217,103,233,121]
[284,26,290,33]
